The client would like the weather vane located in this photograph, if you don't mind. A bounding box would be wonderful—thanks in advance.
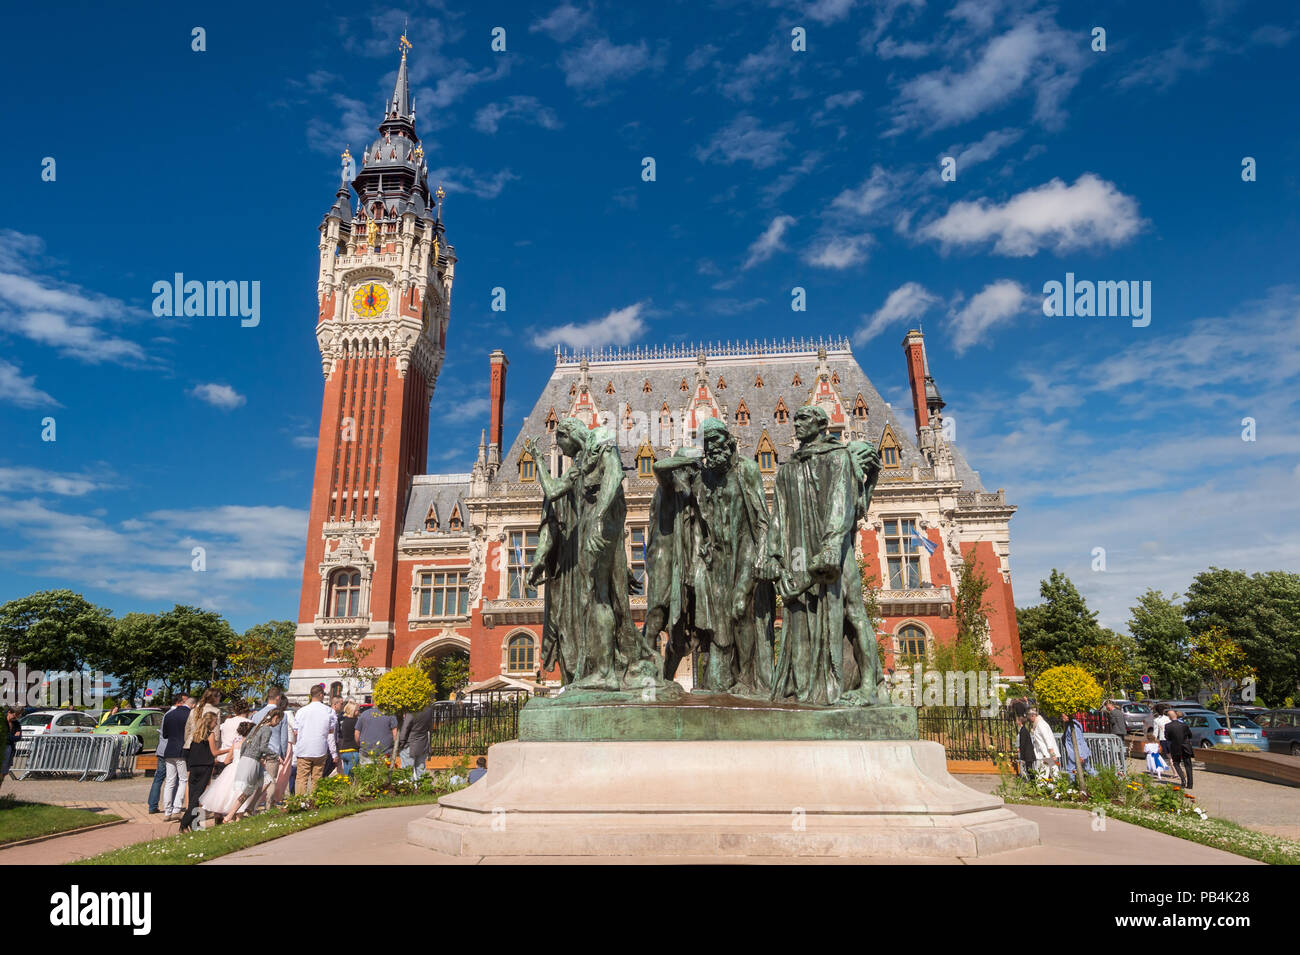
[400,23,412,57]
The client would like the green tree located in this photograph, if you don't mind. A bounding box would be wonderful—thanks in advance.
[1032,663,1105,793]
[0,590,115,673]
[1078,641,1134,697]
[91,612,162,704]
[1183,568,1300,704]
[1127,589,1195,699]
[1188,626,1255,731]
[150,605,237,695]
[422,653,471,700]
[214,620,295,702]
[1016,570,1106,668]
[947,559,995,672]
[336,643,380,697]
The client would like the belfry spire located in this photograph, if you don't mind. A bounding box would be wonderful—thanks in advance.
[391,29,412,119]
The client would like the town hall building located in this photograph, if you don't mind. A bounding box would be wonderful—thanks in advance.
[289,49,1025,699]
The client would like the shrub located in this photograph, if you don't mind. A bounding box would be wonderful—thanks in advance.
[1033,664,1104,719]
[372,666,435,716]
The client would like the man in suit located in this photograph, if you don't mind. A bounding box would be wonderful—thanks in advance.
[1165,710,1195,789]
[160,694,192,821]
[397,700,436,782]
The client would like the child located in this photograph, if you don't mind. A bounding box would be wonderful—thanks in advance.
[1144,730,1173,780]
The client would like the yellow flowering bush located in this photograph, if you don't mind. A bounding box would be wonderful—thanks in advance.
[1033,664,1104,718]
[372,666,435,715]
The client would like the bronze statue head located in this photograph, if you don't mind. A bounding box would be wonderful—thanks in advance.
[793,405,828,443]
[698,417,735,470]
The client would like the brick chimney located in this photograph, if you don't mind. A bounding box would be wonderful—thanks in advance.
[489,349,508,466]
[902,330,930,436]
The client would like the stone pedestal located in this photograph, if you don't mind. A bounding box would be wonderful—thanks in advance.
[407,737,1039,859]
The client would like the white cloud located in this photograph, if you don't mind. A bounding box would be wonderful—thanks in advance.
[0,231,150,366]
[804,234,872,269]
[830,165,901,218]
[805,0,857,24]
[917,174,1144,256]
[531,302,648,350]
[696,115,793,169]
[190,383,246,409]
[948,280,1029,352]
[292,435,318,450]
[950,127,1024,168]
[743,215,797,269]
[530,3,594,42]
[473,96,562,135]
[0,358,57,408]
[889,14,1088,132]
[822,90,864,111]
[559,38,657,92]
[426,166,519,200]
[0,466,105,496]
[855,282,939,344]
[875,37,931,59]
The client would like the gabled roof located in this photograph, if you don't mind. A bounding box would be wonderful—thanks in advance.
[403,473,470,534]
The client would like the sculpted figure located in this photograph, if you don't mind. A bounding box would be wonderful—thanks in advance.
[523,421,673,697]
[644,418,775,695]
[763,406,880,706]
[838,440,884,705]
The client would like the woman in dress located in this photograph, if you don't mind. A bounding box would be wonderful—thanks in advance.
[225,708,283,820]
[179,712,227,832]
[199,719,254,821]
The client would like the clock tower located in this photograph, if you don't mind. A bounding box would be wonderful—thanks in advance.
[291,37,455,696]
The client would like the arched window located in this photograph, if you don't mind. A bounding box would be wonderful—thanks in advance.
[330,681,343,699]
[328,641,339,659]
[897,625,927,662]
[508,633,536,673]
[329,569,362,617]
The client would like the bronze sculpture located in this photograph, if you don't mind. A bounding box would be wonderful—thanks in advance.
[643,418,775,696]
[523,421,673,698]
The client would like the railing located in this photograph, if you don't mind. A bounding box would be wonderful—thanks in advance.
[917,708,1125,763]
[428,690,526,757]
[11,733,142,782]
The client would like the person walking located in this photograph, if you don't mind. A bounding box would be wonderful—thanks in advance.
[147,696,184,814]
[1061,714,1097,781]
[1165,710,1196,790]
[160,694,192,820]
[249,688,289,806]
[219,702,251,762]
[201,718,254,821]
[357,702,398,766]
[293,686,338,794]
[234,708,284,820]
[1144,730,1174,780]
[184,688,222,753]
[1,707,21,792]
[179,712,226,832]
[1152,704,1171,758]
[337,701,360,778]
[1026,708,1060,777]
[397,699,435,782]
[1105,701,1127,741]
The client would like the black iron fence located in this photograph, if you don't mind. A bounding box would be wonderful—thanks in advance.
[428,690,527,756]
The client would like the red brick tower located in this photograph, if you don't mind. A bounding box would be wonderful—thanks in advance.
[290,38,455,697]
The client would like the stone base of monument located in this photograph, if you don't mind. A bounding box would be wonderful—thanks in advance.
[407,700,1039,860]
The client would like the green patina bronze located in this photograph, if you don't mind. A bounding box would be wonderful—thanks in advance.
[520,693,917,742]
[643,417,775,696]
[524,421,682,701]
[762,405,884,706]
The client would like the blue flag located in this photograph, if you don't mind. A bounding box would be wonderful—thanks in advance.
[910,528,937,555]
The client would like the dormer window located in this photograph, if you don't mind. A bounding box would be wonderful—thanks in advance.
[448,504,463,531]
[831,371,841,385]
[735,400,751,426]
[643,379,652,393]
[545,408,558,432]
[605,381,616,395]
[636,443,655,478]
[775,397,790,424]
[756,430,777,474]
[680,378,689,392]
[424,506,439,532]
[755,374,764,388]
[879,425,901,469]
[519,450,537,483]
[791,373,803,387]
[853,394,868,421]
[717,376,726,390]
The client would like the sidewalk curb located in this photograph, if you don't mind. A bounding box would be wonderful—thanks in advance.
[0,816,129,852]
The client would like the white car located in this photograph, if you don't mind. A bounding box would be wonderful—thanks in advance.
[15,710,99,752]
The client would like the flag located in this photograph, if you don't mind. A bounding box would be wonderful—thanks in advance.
[910,527,937,555]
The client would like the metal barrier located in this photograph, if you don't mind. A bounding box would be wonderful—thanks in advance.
[429,690,526,756]
[12,733,142,782]
[1055,731,1128,776]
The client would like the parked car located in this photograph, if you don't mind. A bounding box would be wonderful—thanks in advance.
[1104,700,1151,733]
[1255,709,1300,757]
[1141,701,1210,734]
[1182,712,1265,750]
[15,710,99,753]
[92,708,163,752]
[1224,706,1270,721]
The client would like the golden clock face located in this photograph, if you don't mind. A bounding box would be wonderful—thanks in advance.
[352,282,389,318]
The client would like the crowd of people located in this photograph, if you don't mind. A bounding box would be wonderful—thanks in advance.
[1009,699,1195,790]
[143,685,479,831]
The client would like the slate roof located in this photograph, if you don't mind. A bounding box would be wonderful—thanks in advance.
[403,473,470,535]
[491,340,984,491]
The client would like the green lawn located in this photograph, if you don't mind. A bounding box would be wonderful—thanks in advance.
[0,797,121,846]
[73,794,440,865]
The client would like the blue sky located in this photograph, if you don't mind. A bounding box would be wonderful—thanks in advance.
[1,0,1297,632]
